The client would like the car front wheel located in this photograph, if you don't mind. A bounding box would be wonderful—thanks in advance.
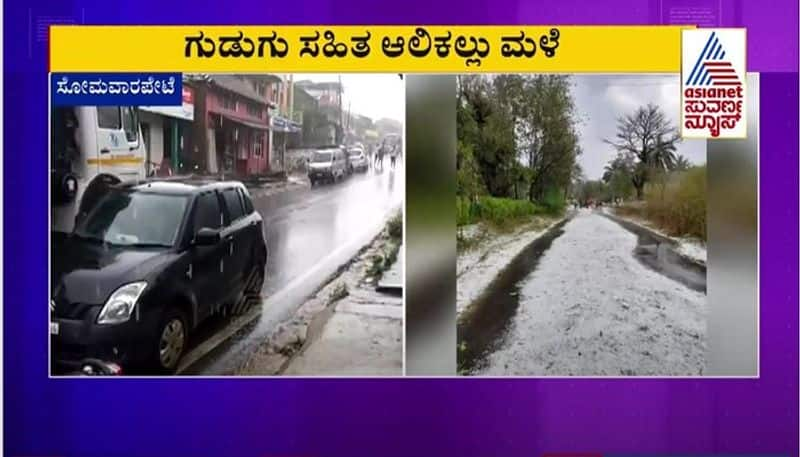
[152,307,188,374]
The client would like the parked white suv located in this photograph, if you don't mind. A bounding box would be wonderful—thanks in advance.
[308,148,347,185]
[348,147,368,173]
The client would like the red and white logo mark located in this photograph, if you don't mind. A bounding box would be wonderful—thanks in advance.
[681,29,747,139]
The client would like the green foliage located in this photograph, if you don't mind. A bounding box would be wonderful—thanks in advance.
[620,166,706,240]
[366,214,403,279]
[387,212,402,241]
[578,180,610,203]
[456,74,580,204]
[367,241,400,279]
[457,196,542,227]
[456,143,485,199]
[541,188,566,214]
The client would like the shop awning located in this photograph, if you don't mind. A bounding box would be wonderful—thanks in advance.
[218,113,270,131]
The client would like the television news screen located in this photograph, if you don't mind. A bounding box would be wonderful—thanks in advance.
[2,1,798,456]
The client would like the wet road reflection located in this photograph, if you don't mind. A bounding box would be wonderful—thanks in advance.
[182,165,403,374]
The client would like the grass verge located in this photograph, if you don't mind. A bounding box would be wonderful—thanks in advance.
[366,211,403,280]
[457,196,545,228]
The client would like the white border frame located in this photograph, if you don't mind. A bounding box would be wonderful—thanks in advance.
[47,72,760,379]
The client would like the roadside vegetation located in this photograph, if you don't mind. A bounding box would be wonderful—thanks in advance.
[457,75,581,229]
[616,166,706,240]
[457,196,543,227]
[367,212,402,280]
[328,282,349,303]
[575,103,706,241]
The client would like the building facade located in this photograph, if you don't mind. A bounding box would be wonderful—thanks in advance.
[294,80,343,146]
[139,84,196,176]
[268,74,302,171]
[187,74,277,176]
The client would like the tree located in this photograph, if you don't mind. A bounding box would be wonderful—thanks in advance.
[673,154,691,171]
[456,74,580,210]
[604,103,681,199]
[577,179,609,204]
[457,75,517,197]
[602,154,635,201]
[494,74,580,203]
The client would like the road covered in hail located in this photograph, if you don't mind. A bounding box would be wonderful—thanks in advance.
[466,210,706,376]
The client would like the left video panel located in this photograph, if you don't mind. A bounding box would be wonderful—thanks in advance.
[50,73,405,376]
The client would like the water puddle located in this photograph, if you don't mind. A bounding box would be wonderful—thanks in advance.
[457,218,570,373]
[603,214,706,294]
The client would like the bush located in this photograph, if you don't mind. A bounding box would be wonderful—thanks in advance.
[366,242,400,279]
[328,283,349,303]
[457,195,542,227]
[641,166,706,240]
[541,188,567,214]
[387,212,402,241]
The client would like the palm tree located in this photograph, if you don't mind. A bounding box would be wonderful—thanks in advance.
[673,154,691,171]
[650,134,677,171]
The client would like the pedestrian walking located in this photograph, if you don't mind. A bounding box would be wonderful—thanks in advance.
[389,144,398,169]
[375,142,385,171]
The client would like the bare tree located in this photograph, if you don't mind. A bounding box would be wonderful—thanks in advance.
[604,103,680,199]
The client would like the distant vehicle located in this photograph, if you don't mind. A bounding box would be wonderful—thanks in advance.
[50,179,267,374]
[347,147,368,173]
[308,147,347,185]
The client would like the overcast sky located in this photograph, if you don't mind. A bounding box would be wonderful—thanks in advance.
[292,73,404,124]
[572,75,706,180]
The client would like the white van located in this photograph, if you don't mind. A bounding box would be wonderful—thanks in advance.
[307,147,348,186]
[51,106,147,233]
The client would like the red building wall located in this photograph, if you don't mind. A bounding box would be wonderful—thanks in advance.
[203,89,270,175]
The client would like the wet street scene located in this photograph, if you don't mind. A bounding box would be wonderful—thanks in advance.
[50,73,405,375]
[458,210,706,376]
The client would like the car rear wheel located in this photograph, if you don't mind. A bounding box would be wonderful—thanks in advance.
[152,307,188,374]
[246,258,265,296]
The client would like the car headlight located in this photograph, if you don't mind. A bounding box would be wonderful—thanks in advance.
[97,282,147,324]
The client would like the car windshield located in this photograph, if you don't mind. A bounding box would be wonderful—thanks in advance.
[349,150,362,158]
[312,151,332,162]
[76,190,188,247]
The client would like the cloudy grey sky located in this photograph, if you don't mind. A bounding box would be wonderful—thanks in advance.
[572,75,706,180]
[292,73,404,123]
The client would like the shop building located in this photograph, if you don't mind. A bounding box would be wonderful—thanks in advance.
[186,74,277,176]
[139,85,195,176]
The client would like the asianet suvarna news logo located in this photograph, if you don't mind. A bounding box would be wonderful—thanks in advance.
[681,28,747,139]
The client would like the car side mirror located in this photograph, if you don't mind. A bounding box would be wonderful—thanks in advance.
[194,227,220,246]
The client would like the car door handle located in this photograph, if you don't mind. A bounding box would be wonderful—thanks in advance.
[100,148,110,154]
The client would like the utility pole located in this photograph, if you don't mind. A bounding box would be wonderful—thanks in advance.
[337,74,343,144]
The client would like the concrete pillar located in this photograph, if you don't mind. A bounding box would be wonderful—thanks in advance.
[172,120,180,172]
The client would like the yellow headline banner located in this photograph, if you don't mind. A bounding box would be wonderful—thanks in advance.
[50,26,691,73]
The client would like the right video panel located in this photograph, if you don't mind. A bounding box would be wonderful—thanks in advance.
[456,74,758,377]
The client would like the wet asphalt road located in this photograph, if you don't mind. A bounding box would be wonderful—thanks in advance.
[181,164,403,374]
